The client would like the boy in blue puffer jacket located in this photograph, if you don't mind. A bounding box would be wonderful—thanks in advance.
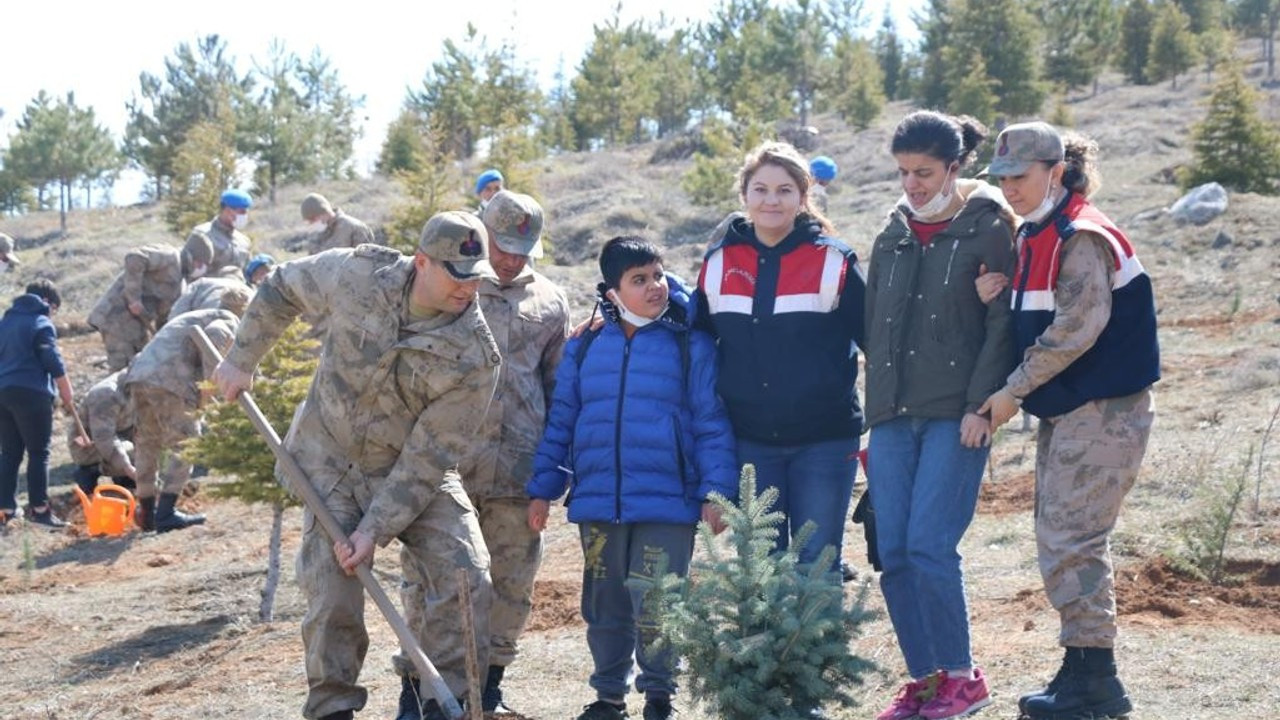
[527,236,738,720]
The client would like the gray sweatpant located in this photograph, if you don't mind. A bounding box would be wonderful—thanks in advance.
[579,522,695,701]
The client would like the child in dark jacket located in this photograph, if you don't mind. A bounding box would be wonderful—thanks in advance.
[528,236,738,720]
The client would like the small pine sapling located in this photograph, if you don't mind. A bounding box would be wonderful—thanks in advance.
[641,466,875,720]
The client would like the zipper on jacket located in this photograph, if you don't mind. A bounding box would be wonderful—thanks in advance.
[943,238,961,286]
[613,339,632,523]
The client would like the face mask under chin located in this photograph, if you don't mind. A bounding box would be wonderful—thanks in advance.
[606,288,666,329]
[233,214,249,230]
[903,166,954,220]
[1022,176,1060,224]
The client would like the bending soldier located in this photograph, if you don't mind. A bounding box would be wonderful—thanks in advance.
[88,233,213,371]
[123,309,239,532]
[68,369,137,495]
[171,275,253,318]
[213,211,501,720]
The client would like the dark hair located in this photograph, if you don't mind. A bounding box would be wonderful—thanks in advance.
[890,111,989,168]
[25,279,61,308]
[1059,131,1102,197]
[599,235,663,290]
[737,141,837,236]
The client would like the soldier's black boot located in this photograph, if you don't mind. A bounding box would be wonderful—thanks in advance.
[395,675,423,720]
[74,465,100,497]
[137,496,156,532]
[154,492,205,532]
[318,711,354,720]
[1023,647,1133,719]
[1018,646,1081,714]
[483,664,516,714]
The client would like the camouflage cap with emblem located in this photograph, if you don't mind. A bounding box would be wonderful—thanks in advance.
[0,233,20,265]
[481,190,545,259]
[984,121,1065,178]
[419,211,494,280]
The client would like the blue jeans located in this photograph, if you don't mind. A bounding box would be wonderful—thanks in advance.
[737,437,859,572]
[868,417,988,678]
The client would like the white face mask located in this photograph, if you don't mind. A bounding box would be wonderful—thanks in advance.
[902,165,955,220]
[188,263,208,280]
[308,221,327,233]
[1023,174,1060,224]
[606,288,667,329]
[233,213,249,230]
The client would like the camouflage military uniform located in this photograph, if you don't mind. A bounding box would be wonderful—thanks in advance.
[170,275,253,317]
[88,245,186,371]
[221,246,500,719]
[1005,233,1155,648]
[398,263,569,676]
[309,210,376,254]
[188,216,251,277]
[68,369,135,482]
[123,309,239,501]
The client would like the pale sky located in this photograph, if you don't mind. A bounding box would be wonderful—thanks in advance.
[2,0,920,204]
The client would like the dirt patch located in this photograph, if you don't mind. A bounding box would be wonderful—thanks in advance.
[1116,555,1280,633]
[979,472,1035,516]
[525,578,583,632]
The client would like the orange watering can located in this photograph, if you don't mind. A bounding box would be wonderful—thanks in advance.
[72,484,136,537]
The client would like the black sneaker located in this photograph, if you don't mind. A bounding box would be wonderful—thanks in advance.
[577,700,629,720]
[28,505,66,528]
[643,696,676,720]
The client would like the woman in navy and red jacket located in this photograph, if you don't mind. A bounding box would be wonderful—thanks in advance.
[695,140,867,575]
[978,122,1158,720]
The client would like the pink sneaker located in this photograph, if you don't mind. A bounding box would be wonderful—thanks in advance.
[876,673,942,720]
[918,668,991,720]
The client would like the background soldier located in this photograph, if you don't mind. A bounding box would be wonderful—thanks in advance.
[87,233,214,371]
[397,191,569,716]
[212,211,502,720]
[0,232,20,270]
[68,369,137,495]
[186,189,253,277]
[302,192,375,254]
[123,308,239,532]
[474,169,504,210]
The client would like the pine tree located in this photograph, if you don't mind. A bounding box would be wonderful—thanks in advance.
[386,126,464,253]
[874,10,905,101]
[946,50,1000,127]
[947,0,1046,116]
[1043,0,1122,94]
[184,321,317,622]
[1147,1,1202,89]
[642,467,875,720]
[1182,62,1280,193]
[834,39,886,130]
[681,119,746,211]
[165,107,239,236]
[1120,0,1157,84]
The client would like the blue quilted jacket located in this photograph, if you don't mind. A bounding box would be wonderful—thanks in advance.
[527,277,738,524]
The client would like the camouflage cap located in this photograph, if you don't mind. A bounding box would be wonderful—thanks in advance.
[300,193,333,221]
[481,190,545,259]
[419,211,494,280]
[985,121,1064,178]
[219,285,253,318]
[0,233,19,265]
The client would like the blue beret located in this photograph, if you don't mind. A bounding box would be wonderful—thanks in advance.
[809,156,838,182]
[475,169,504,195]
[220,189,253,210]
[244,253,276,283]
